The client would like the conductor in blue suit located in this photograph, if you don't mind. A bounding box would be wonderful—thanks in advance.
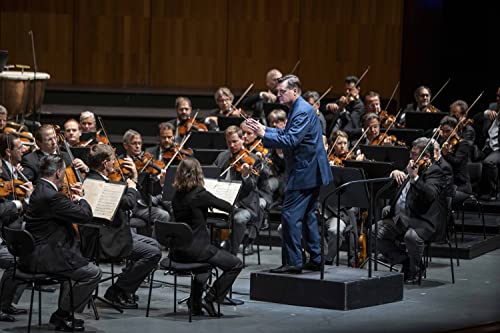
[246,75,333,273]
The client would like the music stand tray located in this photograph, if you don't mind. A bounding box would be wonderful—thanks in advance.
[343,160,395,179]
[360,145,409,171]
[405,111,447,130]
[218,117,244,131]
[386,128,424,145]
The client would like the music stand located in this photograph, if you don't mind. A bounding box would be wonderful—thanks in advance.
[193,149,225,165]
[186,131,226,149]
[386,128,424,145]
[217,116,244,131]
[70,147,90,163]
[360,145,409,170]
[319,166,369,267]
[80,131,97,142]
[202,166,221,179]
[405,111,447,130]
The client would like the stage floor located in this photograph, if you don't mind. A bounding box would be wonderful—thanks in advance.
[1,246,499,333]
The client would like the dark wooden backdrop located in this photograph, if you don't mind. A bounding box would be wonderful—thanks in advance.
[0,0,403,100]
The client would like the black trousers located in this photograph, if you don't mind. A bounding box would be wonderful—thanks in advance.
[191,249,243,305]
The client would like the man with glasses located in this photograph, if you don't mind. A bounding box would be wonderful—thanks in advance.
[399,86,441,126]
[246,75,333,274]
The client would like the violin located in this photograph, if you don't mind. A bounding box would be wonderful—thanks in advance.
[371,133,405,147]
[108,158,133,182]
[161,144,194,163]
[248,139,273,165]
[441,133,461,156]
[222,149,260,177]
[177,117,208,137]
[0,178,27,200]
[96,128,110,145]
[423,104,439,113]
[133,151,166,175]
[1,127,35,146]
[328,151,354,167]
[415,159,432,176]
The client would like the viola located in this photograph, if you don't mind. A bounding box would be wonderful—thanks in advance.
[177,117,208,137]
[161,144,194,163]
[0,178,27,199]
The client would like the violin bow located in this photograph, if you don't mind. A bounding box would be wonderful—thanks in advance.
[354,66,371,88]
[317,86,333,105]
[231,83,255,120]
[98,116,126,182]
[443,91,484,147]
[327,134,340,158]
[290,59,301,75]
[383,81,400,113]
[164,132,192,171]
[378,107,403,144]
[429,78,451,105]
[219,142,260,178]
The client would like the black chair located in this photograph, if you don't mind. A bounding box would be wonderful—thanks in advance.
[458,162,486,241]
[146,221,219,321]
[420,193,457,284]
[0,226,75,333]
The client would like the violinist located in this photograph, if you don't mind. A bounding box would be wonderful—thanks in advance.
[79,110,108,145]
[449,100,476,142]
[121,130,171,231]
[0,155,32,322]
[400,86,441,126]
[168,97,207,143]
[328,130,358,165]
[81,144,161,310]
[303,91,327,135]
[204,87,243,131]
[361,112,381,145]
[63,118,83,147]
[479,87,500,201]
[438,116,473,203]
[21,125,89,182]
[374,137,452,283]
[213,125,262,255]
[0,105,7,132]
[240,69,282,122]
[0,133,34,199]
[146,122,193,164]
[326,75,365,134]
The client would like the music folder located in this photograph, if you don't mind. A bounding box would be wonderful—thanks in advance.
[203,179,241,215]
[82,179,126,221]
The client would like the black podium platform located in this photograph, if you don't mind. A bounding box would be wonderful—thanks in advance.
[250,266,403,310]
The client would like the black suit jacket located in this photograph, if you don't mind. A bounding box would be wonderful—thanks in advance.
[442,139,472,193]
[21,150,72,182]
[388,159,452,241]
[172,186,232,262]
[21,179,93,273]
[80,171,137,260]
[0,198,19,230]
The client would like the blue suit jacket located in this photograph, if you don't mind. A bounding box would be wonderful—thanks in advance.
[262,96,333,191]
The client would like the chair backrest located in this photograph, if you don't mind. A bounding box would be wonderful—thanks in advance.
[155,221,193,250]
[1,226,35,257]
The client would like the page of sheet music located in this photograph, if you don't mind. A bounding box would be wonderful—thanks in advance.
[204,178,241,214]
[82,179,126,221]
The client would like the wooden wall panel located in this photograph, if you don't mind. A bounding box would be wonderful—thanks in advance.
[73,0,151,87]
[299,0,403,100]
[150,0,228,89]
[0,0,74,85]
[226,0,300,91]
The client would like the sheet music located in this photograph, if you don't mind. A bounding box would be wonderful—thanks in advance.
[82,179,126,221]
[204,178,241,214]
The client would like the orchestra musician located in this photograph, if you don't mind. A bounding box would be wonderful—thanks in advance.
[0,105,7,132]
[168,97,208,143]
[21,125,89,182]
[303,91,327,135]
[204,87,243,131]
[326,75,365,135]
[0,155,32,322]
[80,110,97,133]
[63,119,84,147]
[171,157,243,317]
[449,100,476,142]
[213,126,263,255]
[399,86,441,125]
[21,155,102,331]
[146,122,193,165]
[83,144,161,309]
[438,116,473,203]
[121,129,171,231]
[246,75,333,274]
[361,112,382,145]
[478,87,500,201]
[374,138,452,283]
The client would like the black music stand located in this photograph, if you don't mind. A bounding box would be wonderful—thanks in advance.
[405,111,447,130]
[319,166,369,267]
[387,128,424,145]
[69,147,90,163]
[193,149,225,165]
[217,116,244,131]
[80,131,97,142]
[319,177,392,280]
[360,145,409,170]
[186,131,226,149]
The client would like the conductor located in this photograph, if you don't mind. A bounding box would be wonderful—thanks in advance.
[246,75,333,273]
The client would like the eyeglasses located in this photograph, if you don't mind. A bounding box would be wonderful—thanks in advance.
[419,94,430,98]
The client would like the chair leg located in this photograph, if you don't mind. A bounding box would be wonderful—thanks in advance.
[28,284,35,333]
[268,223,272,250]
[453,224,460,267]
[146,270,155,317]
[188,275,193,323]
[461,208,465,243]
[38,288,42,326]
[69,280,75,331]
[479,202,486,240]
[173,274,177,314]
[257,242,261,265]
[448,241,455,284]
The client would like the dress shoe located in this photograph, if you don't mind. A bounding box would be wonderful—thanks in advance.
[201,297,218,317]
[324,260,334,266]
[49,312,84,331]
[259,221,270,231]
[1,305,28,315]
[104,288,138,309]
[243,244,254,256]
[186,299,204,316]
[302,261,321,271]
[269,265,302,274]
[0,312,16,322]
